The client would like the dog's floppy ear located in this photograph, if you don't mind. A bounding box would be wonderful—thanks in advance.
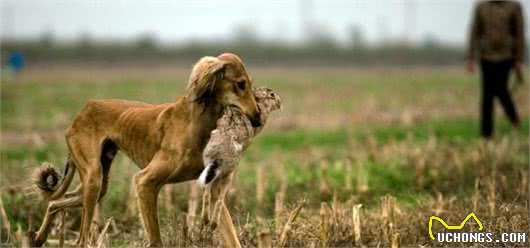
[186,56,226,103]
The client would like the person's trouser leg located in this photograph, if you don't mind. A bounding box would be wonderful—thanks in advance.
[480,60,495,138]
[495,60,520,127]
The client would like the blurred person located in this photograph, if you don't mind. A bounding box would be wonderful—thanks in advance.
[466,0,526,138]
[8,51,25,75]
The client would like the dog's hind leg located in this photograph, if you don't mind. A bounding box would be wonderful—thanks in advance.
[77,161,102,247]
[32,193,83,246]
[66,135,104,247]
[63,184,82,198]
[88,139,118,228]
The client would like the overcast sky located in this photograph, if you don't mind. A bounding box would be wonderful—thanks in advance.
[1,0,528,45]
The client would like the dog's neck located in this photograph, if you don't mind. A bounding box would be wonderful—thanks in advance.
[188,99,224,148]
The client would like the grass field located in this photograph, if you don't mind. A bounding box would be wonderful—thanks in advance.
[1,65,528,247]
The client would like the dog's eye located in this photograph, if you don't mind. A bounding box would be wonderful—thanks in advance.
[237,80,246,91]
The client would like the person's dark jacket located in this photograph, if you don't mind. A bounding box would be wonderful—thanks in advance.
[467,0,526,62]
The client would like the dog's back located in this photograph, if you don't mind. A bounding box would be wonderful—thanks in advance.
[67,99,174,166]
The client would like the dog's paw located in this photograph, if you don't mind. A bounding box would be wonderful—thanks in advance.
[27,230,44,247]
[198,161,219,186]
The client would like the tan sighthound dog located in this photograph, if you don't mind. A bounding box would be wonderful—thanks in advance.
[31,53,261,247]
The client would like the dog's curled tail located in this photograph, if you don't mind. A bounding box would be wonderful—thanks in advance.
[34,163,61,193]
[33,159,76,201]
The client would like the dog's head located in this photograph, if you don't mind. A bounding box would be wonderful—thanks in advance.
[186,53,262,127]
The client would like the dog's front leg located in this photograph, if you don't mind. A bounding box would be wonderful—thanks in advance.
[209,173,241,248]
[218,201,241,248]
[200,189,211,226]
[134,152,175,247]
[209,174,233,227]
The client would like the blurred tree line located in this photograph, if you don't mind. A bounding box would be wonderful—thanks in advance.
[1,28,476,67]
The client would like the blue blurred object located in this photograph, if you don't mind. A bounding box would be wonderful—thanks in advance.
[8,51,25,73]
